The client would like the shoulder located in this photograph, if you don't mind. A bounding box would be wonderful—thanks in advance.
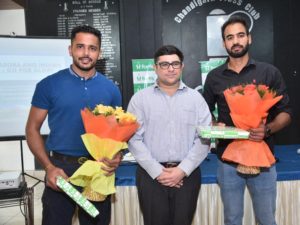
[182,84,207,103]
[132,86,154,99]
[95,73,118,88]
[96,72,112,82]
[254,60,281,74]
[37,68,69,86]
[205,63,227,82]
[128,86,155,106]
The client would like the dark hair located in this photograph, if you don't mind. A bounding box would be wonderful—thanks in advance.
[71,25,102,47]
[154,45,184,64]
[221,15,249,41]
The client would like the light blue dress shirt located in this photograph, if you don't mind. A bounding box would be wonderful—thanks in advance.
[128,81,212,179]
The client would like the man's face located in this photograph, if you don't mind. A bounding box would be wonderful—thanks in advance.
[69,32,101,72]
[154,54,183,87]
[223,23,251,58]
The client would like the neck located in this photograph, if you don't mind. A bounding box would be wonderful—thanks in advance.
[71,65,96,79]
[158,80,180,96]
[228,54,249,74]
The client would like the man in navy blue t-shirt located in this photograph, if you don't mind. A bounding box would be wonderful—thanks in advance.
[26,25,122,225]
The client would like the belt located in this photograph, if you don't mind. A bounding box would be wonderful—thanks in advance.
[160,162,180,168]
[49,151,92,164]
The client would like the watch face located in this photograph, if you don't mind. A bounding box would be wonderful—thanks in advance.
[265,126,271,138]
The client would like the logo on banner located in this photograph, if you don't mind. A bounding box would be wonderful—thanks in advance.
[173,1,261,57]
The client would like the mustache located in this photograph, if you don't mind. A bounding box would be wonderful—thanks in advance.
[79,57,92,61]
[231,44,243,49]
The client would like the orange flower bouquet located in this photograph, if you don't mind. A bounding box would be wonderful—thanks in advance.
[222,84,282,174]
[69,105,139,201]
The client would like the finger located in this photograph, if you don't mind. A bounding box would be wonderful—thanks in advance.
[101,165,116,173]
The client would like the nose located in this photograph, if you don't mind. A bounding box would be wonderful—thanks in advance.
[232,36,239,44]
[83,47,89,56]
[168,64,175,71]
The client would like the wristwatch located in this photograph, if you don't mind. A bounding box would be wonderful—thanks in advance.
[265,125,272,138]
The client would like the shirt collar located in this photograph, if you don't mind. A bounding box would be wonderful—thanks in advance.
[154,80,187,91]
[69,66,98,79]
[222,57,256,73]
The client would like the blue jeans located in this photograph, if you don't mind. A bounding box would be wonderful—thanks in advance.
[217,160,277,225]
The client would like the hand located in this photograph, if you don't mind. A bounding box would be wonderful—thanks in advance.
[45,165,68,191]
[99,152,123,176]
[156,167,185,188]
[213,122,226,127]
[249,123,265,142]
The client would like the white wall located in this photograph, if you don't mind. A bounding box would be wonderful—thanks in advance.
[0,9,35,171]
[0,9,26,35]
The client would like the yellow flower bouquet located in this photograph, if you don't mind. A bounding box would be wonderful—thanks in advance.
[69,104,139,201]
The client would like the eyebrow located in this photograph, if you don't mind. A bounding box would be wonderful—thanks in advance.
[225,32,246,38]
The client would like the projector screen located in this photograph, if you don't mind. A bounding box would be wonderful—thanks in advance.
[0,36,72,138]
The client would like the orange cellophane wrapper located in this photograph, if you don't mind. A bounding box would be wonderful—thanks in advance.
[222,85,282,169]
[69,108,139,201]
[81,109,139,142]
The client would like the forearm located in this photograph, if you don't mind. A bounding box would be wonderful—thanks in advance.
[267,112,291,134]
[128,139,163,179]
[26,128,52,170]
[179,138,210,176]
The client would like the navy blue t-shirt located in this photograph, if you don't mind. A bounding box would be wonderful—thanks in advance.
[32,67,122,156]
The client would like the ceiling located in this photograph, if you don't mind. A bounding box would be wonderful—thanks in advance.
[0,0,25,9]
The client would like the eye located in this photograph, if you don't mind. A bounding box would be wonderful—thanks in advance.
[172,61,181,66]
[160,62,169,68]
[90,46,98,51]
[238,33,246,38]
[226,35,233,41]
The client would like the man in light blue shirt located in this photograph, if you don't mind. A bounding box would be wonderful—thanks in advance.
[128,45,211,225]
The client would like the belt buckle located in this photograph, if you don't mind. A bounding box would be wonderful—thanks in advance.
[165,162,178,168]
[78,157,89,164]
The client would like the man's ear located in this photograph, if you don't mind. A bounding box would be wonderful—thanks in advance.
[68,45,72,56]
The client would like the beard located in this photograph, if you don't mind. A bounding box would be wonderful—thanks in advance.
[73,57,97,72]
[226,43,250,58]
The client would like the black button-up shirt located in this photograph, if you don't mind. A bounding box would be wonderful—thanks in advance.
[203,58,292,159]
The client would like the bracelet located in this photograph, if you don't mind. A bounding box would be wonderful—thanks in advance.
[45,164,54,171]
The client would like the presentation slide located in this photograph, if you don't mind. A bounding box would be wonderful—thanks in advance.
[0,36,72,138]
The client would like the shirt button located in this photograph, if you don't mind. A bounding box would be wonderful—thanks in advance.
[85,87,87,90]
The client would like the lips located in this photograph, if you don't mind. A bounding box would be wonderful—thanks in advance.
[232,45,243,51]
[80,57,92,63]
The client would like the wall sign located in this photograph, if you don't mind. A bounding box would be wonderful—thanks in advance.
[162,0,273,89]
[26,0,121,88]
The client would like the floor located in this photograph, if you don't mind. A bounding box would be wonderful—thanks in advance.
[0,170,45,225]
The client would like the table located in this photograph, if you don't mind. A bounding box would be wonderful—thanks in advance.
[0,181,34,225]
[111,145,300,225]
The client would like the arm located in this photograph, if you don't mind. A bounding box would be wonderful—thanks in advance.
[157,99,212,187]
[127,95,164,179]
[249,112,291,141]
[99,84,123,175]
[25,106,67,190]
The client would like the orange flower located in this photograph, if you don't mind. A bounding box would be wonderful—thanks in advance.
[222,84,282,170]
[69,105,139,201]
[81,108,139,142]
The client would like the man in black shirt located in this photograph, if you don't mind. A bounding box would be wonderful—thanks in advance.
[203,16,292,225]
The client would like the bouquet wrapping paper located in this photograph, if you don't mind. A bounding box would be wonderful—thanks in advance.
[69,105,139,201]
[222,84,282,174]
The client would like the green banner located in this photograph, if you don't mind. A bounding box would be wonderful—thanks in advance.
[200,58,226,87]
[132,59,156,93]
